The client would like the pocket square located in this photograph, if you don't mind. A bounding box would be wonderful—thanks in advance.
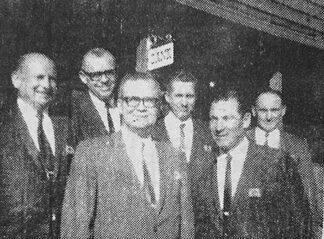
[248,188,261,198]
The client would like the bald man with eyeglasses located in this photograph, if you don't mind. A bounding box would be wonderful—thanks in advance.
[70,48,121,145]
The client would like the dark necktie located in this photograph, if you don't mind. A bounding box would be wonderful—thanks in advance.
[105,103,115,133]
[142,143,156,206]
[37,113,54,174]
[223,154,232,236]
[179,123,186,152]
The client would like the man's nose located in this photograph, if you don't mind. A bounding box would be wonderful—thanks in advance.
[136,100,147,111]
[266,111,272,120]
[40,76,51,88]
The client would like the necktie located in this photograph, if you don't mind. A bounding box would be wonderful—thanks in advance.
[223,154,232,237]
[142,143,156,206]
[105,103,115,133]
[265,131,270,147]
[179,123,186,152]
[37,113,54,175]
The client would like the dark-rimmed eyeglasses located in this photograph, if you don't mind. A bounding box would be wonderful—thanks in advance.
[122,97,160,108]
[81,69,116,82]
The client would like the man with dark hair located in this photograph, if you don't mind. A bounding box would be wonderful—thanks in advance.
[194,88,312,238]
[155,70,213,194]
[61,72,194,239]
[248,87,322,236]
[71,48,121,144]
[0,53,74,238]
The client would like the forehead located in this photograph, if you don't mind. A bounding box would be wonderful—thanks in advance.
[122,79,159,98]
[210,99,240,116]
[22,57,56,77]
[83,54,115,71]
[170,81,195,94]
[256,93,282,108]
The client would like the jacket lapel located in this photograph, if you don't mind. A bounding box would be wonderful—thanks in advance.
[80,92,108,135]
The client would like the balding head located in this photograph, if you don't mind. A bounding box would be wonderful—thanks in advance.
[11,53,57,111]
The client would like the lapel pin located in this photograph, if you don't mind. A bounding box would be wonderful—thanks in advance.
[203,145,212,152]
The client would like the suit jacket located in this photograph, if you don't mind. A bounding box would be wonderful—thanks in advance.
[247,128,322,233]
[70,90,118,145]
[0,104,74,239]
[154,118,214,191]
[60,131,195,239]
[193,142,313,239]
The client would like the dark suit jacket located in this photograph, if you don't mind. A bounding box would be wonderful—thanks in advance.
[247,128,322,233]
[0,104,74,239]
[154,118,214,191]
[60,131,195,239]
[193,142,313,239]
[70,90,118,145]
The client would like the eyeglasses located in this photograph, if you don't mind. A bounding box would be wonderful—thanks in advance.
[81,69,116,82]
[122,97,160,108]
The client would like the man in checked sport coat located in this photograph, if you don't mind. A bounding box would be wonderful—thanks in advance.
[61,72,194,239]
[0,53,74,238]
[193,88,312,238]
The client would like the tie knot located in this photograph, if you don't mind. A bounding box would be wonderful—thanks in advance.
[180,123,186,130]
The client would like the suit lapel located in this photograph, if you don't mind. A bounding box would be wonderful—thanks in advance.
[232,143,260,207]
[13,106,42,169]
[80,92,108,135]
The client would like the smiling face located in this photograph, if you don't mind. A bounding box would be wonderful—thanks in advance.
[80,52,116,100]
[118,79,160,132]
[12,54,57,111]
[165,81,196,121]
[252,92,286,132]
[209,98,250,152]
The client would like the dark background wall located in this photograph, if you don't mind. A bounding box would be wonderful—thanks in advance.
[0,0,323,133]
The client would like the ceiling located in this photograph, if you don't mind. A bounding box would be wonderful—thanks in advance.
[176,0,324,49]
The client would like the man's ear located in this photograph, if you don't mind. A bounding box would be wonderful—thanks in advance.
[251,106,256,117]
[243,112,251,129]
[11,72,21,89]
[282,105,286,116]
[79,71,88,85]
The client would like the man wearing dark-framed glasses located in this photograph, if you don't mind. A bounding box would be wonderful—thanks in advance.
[70,48,121,144]
[61,72,194,238]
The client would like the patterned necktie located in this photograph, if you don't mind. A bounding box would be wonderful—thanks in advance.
[179,123,186,152]
[105,103,115,133]
[142,143,156,206]
[223,154,232,237]
[37,113,54,174]
[265,131,270,147]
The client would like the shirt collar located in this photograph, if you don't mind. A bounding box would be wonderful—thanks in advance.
[121,126,152,146]
[17,98,49,118]
[89,90,106,108]
[256,126,280,137]
[218,137,249,161]
[165,111,193,126]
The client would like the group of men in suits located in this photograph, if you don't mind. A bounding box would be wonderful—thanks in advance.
[0,47,322,238]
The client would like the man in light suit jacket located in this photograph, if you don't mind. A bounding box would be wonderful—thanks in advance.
[155,70,214,193]
[70,48,121,144]
[247,87,322,236]
[61,72,194,239]
[0,53,74,238]
[194,88,312,238]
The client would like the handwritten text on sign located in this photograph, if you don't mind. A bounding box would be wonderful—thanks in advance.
[148,42,174,71]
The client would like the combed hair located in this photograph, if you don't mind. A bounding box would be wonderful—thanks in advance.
[166,70,198,92]
[254,86,285,106]
[81,48,115,68]
[118,72,162,98]
[12,52,55,74]
[211,87,249,115]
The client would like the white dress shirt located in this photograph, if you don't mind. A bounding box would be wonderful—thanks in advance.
[255,127,280,149]
[217,137,249,209]
[17,98,56,155]
[121,126,160,201]
[164,112,193,162]
[89,91,121,132]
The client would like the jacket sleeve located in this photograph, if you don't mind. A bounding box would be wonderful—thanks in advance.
[60,141,97,239]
